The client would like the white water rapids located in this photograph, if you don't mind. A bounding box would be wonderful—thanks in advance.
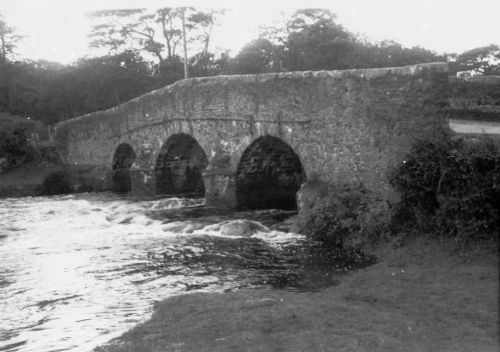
[0,193,305,352]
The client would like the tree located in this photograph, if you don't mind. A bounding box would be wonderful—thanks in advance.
[155,7,182,59]
[0,14,23,111]
[351,40,444,69]
[278,9,356,71]
[0,14,22,64]
[190,51,230,77]
[248,9,444,73]
[232,38,281,74]
[88,7,225,77]
[70,50,155,115]
[0,51,159,125]
[188,9,225,57]
[451,44,500,75]
[88,8,166,62]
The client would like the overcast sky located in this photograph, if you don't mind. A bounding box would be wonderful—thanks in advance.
[1,0,500,64]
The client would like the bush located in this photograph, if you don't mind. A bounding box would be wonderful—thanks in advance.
[294,182,389,249]
[389,137,500,243]
[355,199,393,246]
[0,125,39,168]
[41,170,73,195]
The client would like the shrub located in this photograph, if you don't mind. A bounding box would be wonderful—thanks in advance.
[294,182,387,249]
[41,170,73,195]
[389,137,500,242]
[0,125,39,168]
[355,199,393,245]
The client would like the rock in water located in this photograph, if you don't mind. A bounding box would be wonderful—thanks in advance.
[296,178,330,212]
[217,220,270,237]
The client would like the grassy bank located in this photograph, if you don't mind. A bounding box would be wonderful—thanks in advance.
[0,163,65,198]
[0,162,112,198]
[95,237,498,352]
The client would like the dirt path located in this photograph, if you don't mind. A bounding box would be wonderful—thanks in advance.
[95,238,499,352]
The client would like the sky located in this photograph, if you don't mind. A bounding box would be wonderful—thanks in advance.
[1,0,500,64]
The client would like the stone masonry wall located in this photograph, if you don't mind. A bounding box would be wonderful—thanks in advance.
[55,62,450,206]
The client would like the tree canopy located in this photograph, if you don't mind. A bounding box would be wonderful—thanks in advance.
[88,8,224,64]
[450,44,500,75]
[231,9,444,73]
[0,14,23,62]
[0,15,24,113]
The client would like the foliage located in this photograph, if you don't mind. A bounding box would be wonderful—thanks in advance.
[71,50,154,112]
[231,38,282,74]
[0,51,161,124]
[282,9,354,71]
[450,44,500,76]
[353,40,445,69]
[389,137,500,243]
[0,48,233,125]
[354,199,393,246]
[87,7,224,64]
[0,13,23,62]
[191,52,228,77]
[0,14,24,111]
[41,170,73,195]
[0,114,42,168]
[249,9,444,73]
[294,182,388,249]
[0,14,23,65]
[0,125,28,155]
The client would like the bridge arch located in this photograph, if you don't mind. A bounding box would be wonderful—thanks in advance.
[112,143,137,193]
[236,135,306,210]
[155,133,208,196]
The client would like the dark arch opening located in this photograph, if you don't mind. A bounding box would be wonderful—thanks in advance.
[112,143,136,193]
[155,133,208,196]
[236,135,306,210]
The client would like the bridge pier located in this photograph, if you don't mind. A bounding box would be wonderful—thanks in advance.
[202,149,237,209]
[203,171,237,209]
[130,168,156,196]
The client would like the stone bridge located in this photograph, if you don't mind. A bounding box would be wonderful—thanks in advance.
[55,62,449,209]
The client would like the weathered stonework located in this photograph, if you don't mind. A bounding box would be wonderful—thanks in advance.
[55,62,450,207]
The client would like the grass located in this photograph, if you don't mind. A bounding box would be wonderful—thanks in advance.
[95,237,498,352]
[0,162,65,197]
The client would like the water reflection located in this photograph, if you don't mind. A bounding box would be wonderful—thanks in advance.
[0,193,373,352]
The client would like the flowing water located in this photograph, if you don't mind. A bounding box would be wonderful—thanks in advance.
[0,192,372,352]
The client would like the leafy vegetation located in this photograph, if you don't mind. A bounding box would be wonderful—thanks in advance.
[294,181,390,250]
[0,113,41,169]
[41,170,73,195]
[228,9,444,74]
[294,137,499,250]
[449,44,500,76]
[389,137,500,243]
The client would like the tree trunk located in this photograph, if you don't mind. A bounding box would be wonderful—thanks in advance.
[160,18,172,59]
[0,35,11,111]
[181,10,189,79]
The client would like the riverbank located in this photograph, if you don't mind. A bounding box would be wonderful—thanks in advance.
[0,162,111,198]
[0,162,63,198]
[95,237,498,352]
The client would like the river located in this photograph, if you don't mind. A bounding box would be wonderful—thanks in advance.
[0,192,363,352]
